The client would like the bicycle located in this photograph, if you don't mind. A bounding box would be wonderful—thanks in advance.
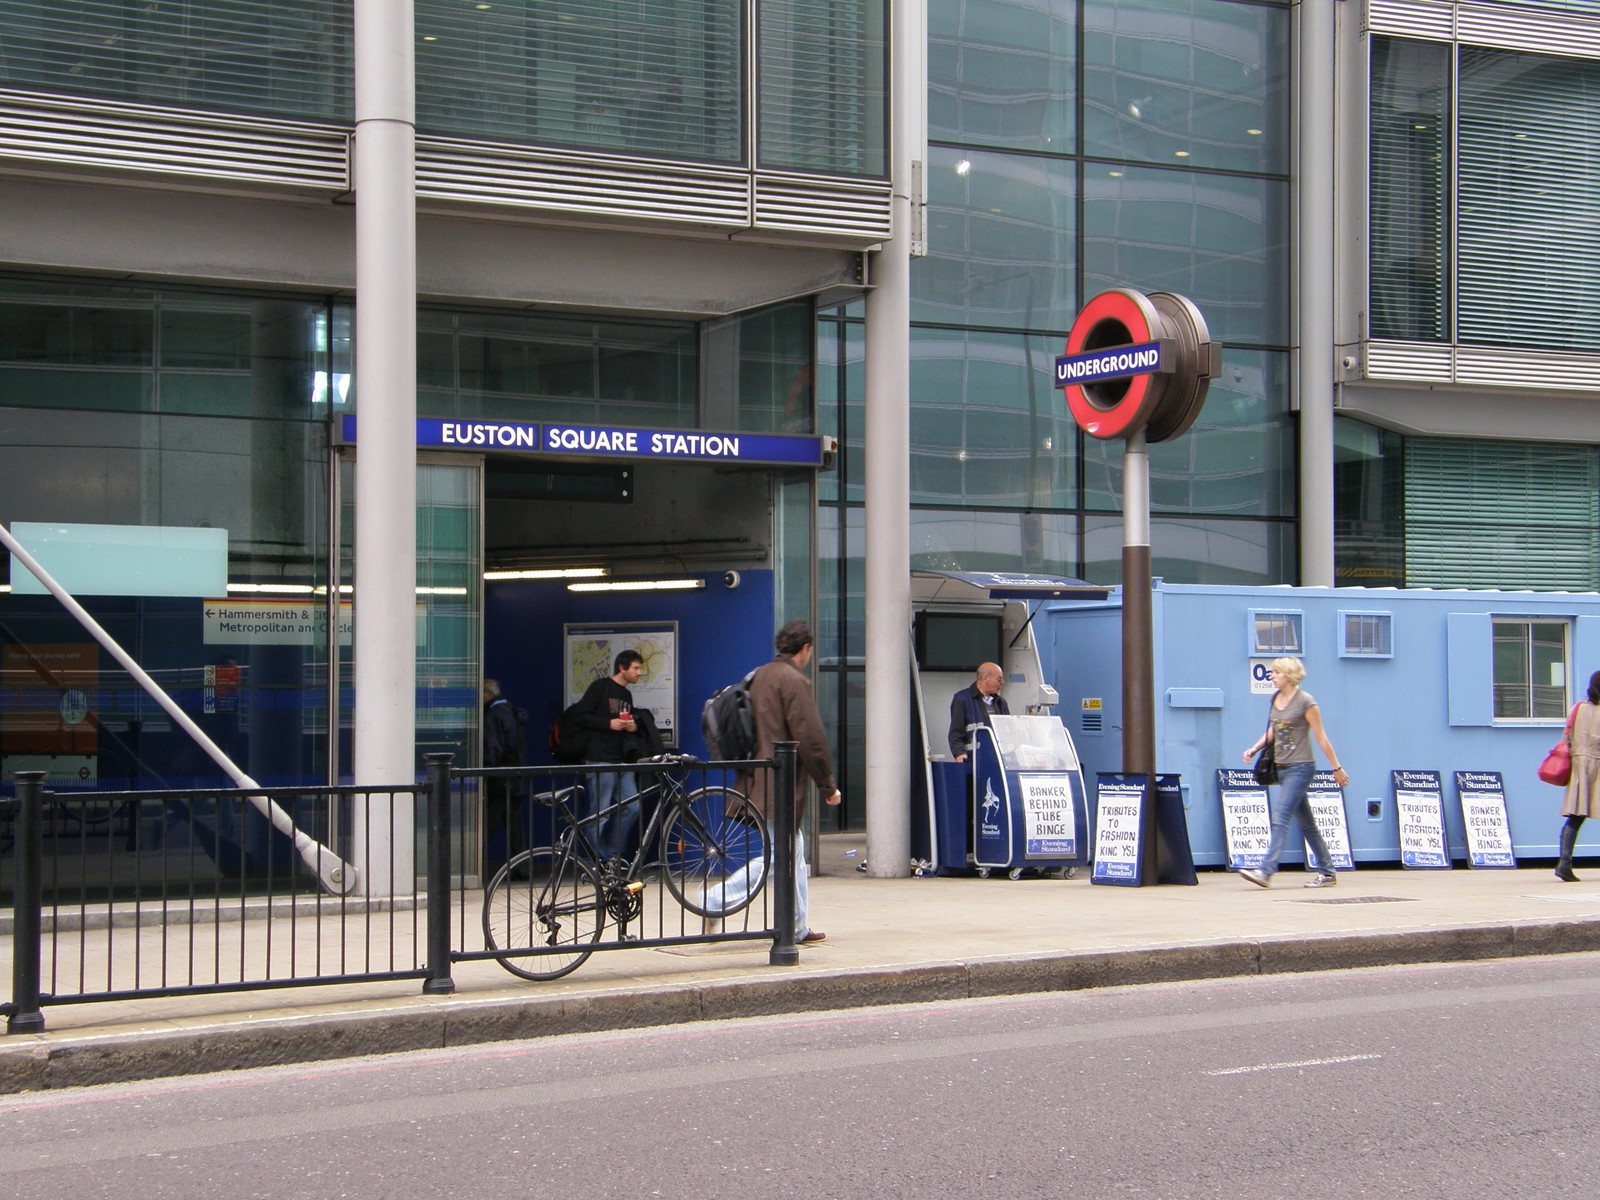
[481,754,771,980]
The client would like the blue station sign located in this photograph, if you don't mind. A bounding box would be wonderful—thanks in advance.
[338,416,831,468]
[1053,340,1164,388]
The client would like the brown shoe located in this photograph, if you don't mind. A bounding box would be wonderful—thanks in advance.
[800,930,826,944]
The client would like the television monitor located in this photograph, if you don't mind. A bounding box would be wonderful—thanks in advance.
[915,611,1004,673]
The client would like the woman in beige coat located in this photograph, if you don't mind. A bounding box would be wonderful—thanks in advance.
[1556,670,1600,881]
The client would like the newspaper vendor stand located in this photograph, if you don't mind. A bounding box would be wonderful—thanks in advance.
[966,712,1091,879]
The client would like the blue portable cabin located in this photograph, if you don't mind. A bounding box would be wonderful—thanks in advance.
[1039,582,1600,866]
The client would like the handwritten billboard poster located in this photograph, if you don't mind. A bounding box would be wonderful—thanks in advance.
[1019,773,1078,859]
[1393,769,1452,869]
[1304,772,1355,873]
[1454,771,1516,869]
[1216,769,1271,870]
[1092,775,1147,885]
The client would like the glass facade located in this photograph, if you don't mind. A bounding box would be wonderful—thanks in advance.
[0,1,887,174]
[1370,36,1600,352]
[417,310,698,429]
[0,276,337,795]
[817,0,1295,815]
[1332,418,1600,591]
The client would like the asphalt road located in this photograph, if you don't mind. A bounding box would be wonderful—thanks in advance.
[4,954,1600,1199]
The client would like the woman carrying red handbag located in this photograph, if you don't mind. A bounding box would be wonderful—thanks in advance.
[1556,670,1600,882]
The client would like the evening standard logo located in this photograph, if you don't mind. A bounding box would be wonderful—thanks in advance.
[1054,341,1162,387]
[981,779,1001,822]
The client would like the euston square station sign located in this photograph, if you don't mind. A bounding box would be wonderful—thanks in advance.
[338,416,830,468]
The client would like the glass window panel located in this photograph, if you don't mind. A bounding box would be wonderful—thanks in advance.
[1082,349,1292,515]
[909,327,1077,508]
[1083,0,1289,174]
[913,147,1078,331]
[416,0,741,162]
[416,309,697,428]
[1083,165,1290,346]
[759,0,887,175]
[928,0,1076,151]
[1493,619,1569,720]
[910,508,1081,576]
[816,312,867,505]
[1458,47,1600,351]
[1083,514,1295,585]
[727,301,815,434]
[1404,438,1599,590]
[160,310,253,371]
[1369,37,1451,342]
[1334,418,1405,587]
[0,281,323,420]
[0,0,352,121]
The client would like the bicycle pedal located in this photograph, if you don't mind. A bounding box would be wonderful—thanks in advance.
[625,880,646,894]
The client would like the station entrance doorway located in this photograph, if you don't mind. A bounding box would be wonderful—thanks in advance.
[462,434,827,880]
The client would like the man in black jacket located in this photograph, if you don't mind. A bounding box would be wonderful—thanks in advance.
[574,649,643,861]
[482,678,525,879]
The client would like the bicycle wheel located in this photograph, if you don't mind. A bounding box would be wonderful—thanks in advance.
[482,847,606,981]
[661,787,771,918]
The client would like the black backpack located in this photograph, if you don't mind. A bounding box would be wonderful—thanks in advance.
[701,670,757,761]
[547,702,589,764]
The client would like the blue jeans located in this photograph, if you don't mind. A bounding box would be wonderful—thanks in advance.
[707,822,809,939]
[584,766,638,861]
[1260,762,1335,877]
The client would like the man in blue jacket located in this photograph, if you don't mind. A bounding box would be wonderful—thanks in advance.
[947,662,1008,762]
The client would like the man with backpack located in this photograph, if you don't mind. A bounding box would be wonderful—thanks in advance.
[707,619,841,944]
[482,678,526,879]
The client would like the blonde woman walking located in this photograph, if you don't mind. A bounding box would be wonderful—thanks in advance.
[1240,657,1351,888]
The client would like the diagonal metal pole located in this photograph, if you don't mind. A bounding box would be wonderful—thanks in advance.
[0,524,358,894]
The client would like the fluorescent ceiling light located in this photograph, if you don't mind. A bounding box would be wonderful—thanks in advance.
[568,578,706,593]
[416,586,469,596]
[227,583,317,595]
[484,567,609,581]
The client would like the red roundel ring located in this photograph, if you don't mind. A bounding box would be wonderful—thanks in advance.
[1062,289,1165,440]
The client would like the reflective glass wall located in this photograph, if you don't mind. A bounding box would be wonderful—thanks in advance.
[816,0,1294,819]
[0,1,887,174]
[0,276,338,794]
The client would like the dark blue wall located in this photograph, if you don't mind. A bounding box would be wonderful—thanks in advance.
[484,571,778,763]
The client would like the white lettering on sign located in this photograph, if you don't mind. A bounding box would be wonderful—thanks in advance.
[1019,774,1077,859]
[1218,769,1273,870]
[649,432,742,458]
[441,423,539,448]
[1395,785,1449,868]
[1055,344,1161,383]
[544,427,640,453]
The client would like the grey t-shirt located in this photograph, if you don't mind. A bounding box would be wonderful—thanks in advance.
[1269,688,1318,764]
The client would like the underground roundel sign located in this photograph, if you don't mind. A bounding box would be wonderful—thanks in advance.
[1055,289,1220,444]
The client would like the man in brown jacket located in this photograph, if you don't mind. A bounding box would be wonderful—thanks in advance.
[712,619,842,942]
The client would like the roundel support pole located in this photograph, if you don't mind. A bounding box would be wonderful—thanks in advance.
[1121,430,1154,780]
[1120,431,1158,880]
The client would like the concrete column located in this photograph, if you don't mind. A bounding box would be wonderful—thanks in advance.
[863,0,925,880]
[352,0,418,895]
[1297,0,1337,586]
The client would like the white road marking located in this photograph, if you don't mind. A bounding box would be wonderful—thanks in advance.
[1207,1053,1382,1076]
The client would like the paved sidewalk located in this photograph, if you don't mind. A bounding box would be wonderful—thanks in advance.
[4,833,1600,1093]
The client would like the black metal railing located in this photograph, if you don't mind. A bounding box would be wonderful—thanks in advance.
[4,745,799,1032]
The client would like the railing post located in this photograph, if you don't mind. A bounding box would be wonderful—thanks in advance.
[7,772,47,1033]
[769,742,799,966]
[422,753,456,995]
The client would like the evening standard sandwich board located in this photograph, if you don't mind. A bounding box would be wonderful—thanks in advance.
[1453,771,1516,869]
